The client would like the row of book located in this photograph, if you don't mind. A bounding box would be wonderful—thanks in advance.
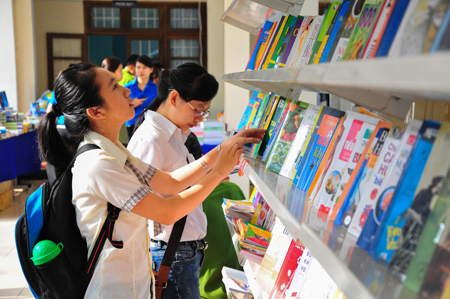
[223,195,347,299]
[237,87,450,297]
[246,0,450,71]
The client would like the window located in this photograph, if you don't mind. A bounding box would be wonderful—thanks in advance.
[83,2,207,70]
[46,33,87,90]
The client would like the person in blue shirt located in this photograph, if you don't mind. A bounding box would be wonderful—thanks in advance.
[124,55,158,139]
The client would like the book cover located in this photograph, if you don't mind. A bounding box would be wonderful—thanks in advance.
[388,0,437,56]
[339,127,390,229]
[313,111,381,213]
[347,120,407,237]
[308,1,342,64]
[221,266,252,297]
[296,15,325,66]
[249,93,269,129]
[261,15,289,70]
[389,121,450,280]
[283,248,314,298]
[295,114,342,190]
[422,0,450,52]
[251,95,281,158]
[330,120,392,221]
[262,100,293,162]
[373,120,441,263]
[252,195,276,229]
[279,104,322,178]
[268,15,298,69]
[342,0,387,61]
[286,16,315,68]
[255,21,279,70]
[374,0,412,57]
[362,0,399,59]
[245,92,265,130]
[356,119,422,251]
[266,101,310,173]
[431,4,450,52]
[239,220,272,248]
[236,91,259,131]
[329,0,367,62]
[403,166,450,294]
[276,16,305,68]
[258,97,289,156]
[320,0,354,63]
[246,20,275,71]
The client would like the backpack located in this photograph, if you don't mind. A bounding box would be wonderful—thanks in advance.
[15,144,123,299]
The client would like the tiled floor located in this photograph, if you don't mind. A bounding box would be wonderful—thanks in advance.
[0,180,45,299]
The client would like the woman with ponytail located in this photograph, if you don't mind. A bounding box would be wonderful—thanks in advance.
[128,63,241,299]
[38,63,264,299]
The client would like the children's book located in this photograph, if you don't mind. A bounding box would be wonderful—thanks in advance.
[388,0,435,56]
[258,97,289,156]
[296,15,325,66]
[223,199,256,223]
[245,92,265,130]
[374,0,412,57]
[246,20,275,71]
[286,16,315,67]
[221,267,252,297]
[261,15,289,70]
[320,0,354,63]
[251,94,280,158]
[372,120,441,263]
[308,1,342,64]
[276,16,305,68]
[356,119,422,251]
[329,0,367,62]
[431,4,450,52]
[251,195,276,229]
[403,166,450,294]
[250,93,270,129]
[422,0,450,52]
[266,101,310,173]
[268,15,298,69]
[347,120,408,237]
[361,0,399,59]
[389,121,450,282]
[279,104,322,178]
[330,120,392,221]
[262,100,293,162]
[295,114,342,191]
[237,219,272,248]
[312,111,381,213]
[342,0,387,61]
[236,91,259,131]
[338,127,391,229]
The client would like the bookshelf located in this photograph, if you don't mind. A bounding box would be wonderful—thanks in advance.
[220,1,450,298]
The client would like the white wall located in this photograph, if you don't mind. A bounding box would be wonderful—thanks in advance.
[0,0,18,110]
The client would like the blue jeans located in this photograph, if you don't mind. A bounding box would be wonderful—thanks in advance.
[151,241,205,299]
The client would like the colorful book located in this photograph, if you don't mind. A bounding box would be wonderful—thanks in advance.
[372,120,441,263]
[342,0,387,61]
[356,119,423,251]
[258,97,289,156]
[286,16,315,68]
[236,92,258,131]
[276,16,305,68]
[296,15,325,66]
[249,93,269,129]
[279,104,322,178]
[245,92,265,130]
[268,15,298,68]
[283,248,314,298]
[329,0,367,62]
[261,15,289,70]
[266,101,310,173]
[251,94,280,158]
[308,1,342,64]
[246,20,275,71]
[374,0,412,57]
[320,0,354,63]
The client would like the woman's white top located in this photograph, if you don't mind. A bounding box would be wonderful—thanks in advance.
[128,110,207,243]
[72,131,156,299]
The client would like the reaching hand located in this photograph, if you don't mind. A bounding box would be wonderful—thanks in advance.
[213,144,245,177]
[132,97,147,107]
[221,128,265,150]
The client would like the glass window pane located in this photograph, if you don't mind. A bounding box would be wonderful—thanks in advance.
[171,59,199,69]
[132,8,159,29]
[170,39,199,58]
[92,7,120,28]
[170,8,199,29]
[131,40,159,59]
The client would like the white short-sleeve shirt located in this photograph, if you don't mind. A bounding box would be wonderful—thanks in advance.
[128,110,207,243]
[72,131,156,299]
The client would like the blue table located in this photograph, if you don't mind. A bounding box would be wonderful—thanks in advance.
[0,131,41,183]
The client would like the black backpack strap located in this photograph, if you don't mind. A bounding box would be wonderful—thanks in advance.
[85,203,123,278]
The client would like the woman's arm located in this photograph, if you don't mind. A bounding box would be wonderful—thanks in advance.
[132,144,243,224]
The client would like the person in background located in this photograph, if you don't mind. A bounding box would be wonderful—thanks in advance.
[118,54,138,86]
[127,63,265,299]
[151,62,163,85]
[38,62,263,298]
[124,55,157,139]
[101,56,128,146]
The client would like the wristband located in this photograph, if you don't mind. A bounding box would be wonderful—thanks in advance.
[200,158,210,173]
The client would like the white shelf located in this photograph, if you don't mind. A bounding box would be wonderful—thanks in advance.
[243,157,421,299]
[221,0,303,35]
[223,53,450,120]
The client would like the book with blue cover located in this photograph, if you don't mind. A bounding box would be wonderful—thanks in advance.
[372,120,441,263]
[237,91,259,131]
[262,100,292,162]
[246,20,275,71]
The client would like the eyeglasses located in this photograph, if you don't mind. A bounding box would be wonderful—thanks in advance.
[186,101,211,119]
